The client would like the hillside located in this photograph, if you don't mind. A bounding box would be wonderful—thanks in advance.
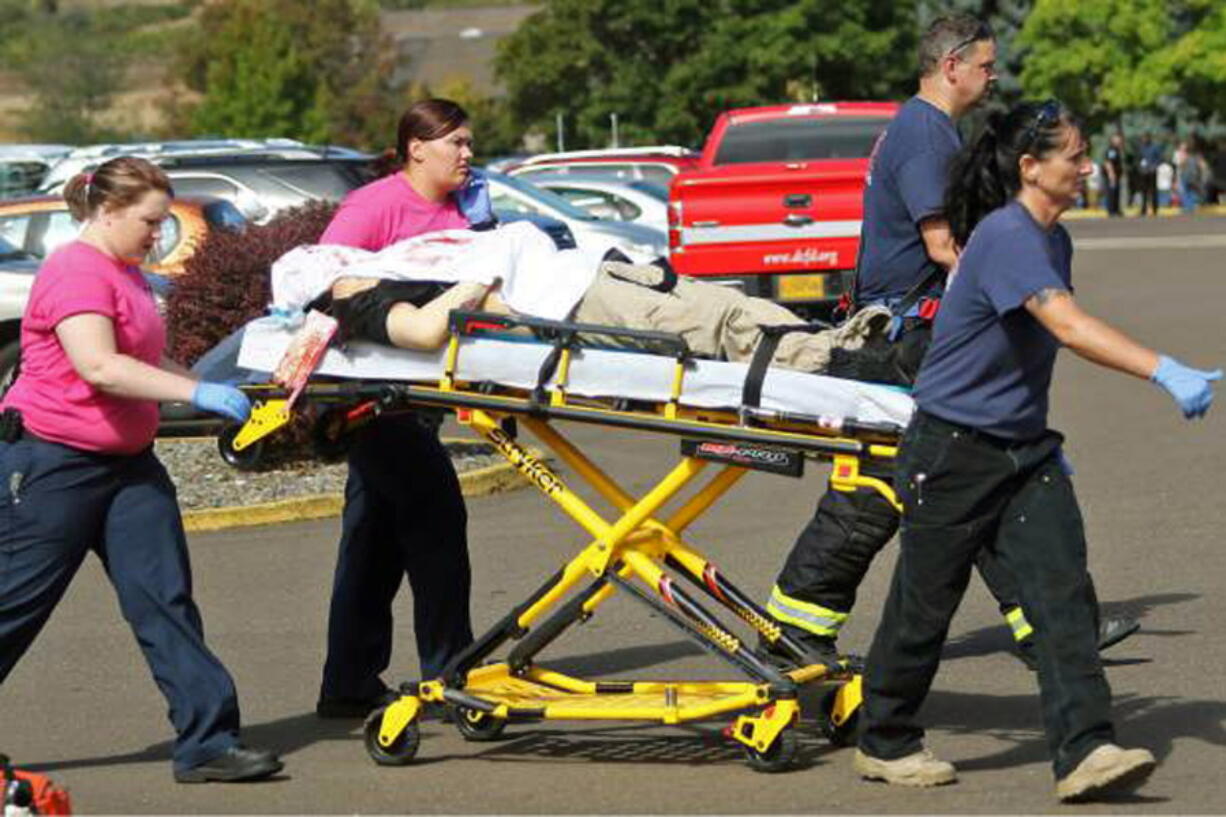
[0,1,541,142]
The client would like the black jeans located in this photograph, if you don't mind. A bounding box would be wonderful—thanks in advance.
[320,413,473,699]
[1139,171,1159,215]
[860,411,1114,779]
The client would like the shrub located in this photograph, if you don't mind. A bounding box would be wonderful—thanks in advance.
[167,198,338,366]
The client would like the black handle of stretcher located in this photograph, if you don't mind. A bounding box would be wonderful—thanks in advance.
[448,309,693,360]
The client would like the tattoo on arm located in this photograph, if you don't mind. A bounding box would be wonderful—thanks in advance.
[1031,288,1069,306]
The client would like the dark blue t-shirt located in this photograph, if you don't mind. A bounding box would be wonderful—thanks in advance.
[912,201,1073,439]
[857,96,961,303]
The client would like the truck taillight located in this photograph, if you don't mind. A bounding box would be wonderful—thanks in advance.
[668,199,683,251]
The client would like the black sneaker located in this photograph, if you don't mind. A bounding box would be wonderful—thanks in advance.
[1098,616,1140,651]
[316,688,399,719]
[174,746,283,784]
[1016,617,1142,671]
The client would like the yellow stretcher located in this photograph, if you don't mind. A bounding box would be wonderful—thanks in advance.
[227,310,906,772]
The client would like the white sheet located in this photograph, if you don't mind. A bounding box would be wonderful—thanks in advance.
[271,221,597,321]
[237,317,915,429]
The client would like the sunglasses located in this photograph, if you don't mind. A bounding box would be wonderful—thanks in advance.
[945,22,995,59]
[1022,99,1063,149]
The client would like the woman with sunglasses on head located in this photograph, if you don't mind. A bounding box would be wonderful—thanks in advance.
[0,157,281,783]
[852,100,1219,802]
[312,98,489,720]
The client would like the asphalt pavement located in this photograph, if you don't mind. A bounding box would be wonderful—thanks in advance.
[4,214,1225,814]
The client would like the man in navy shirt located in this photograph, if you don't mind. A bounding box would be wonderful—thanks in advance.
[763,15,1136,671]
[1137,133,1163,217]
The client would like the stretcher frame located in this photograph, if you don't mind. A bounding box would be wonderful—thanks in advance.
[228,311,905,772]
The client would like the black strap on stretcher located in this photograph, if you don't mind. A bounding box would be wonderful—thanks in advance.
[739,321,831,415]
[448,310,695,414]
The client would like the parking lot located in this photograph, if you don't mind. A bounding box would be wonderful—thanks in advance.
[3,214,1225,813]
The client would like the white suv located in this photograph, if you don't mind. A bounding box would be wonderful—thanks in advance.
[0,237,38,393]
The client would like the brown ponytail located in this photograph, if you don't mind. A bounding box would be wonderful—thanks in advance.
[63,156,173,221]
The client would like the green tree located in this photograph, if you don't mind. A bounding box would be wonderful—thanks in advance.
[181,0,403,149]
[1018,0,1226,129]
[494,0,917,150]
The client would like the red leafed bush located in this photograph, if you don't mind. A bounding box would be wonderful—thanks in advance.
[166,199,340,366]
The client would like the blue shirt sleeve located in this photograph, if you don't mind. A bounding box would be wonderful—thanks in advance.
[895,150,950,225]
[980,226,1069,316]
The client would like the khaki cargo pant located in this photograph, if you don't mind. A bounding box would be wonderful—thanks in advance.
[570,262,889,373]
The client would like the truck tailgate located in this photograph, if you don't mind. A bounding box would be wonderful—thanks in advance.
[671,162,866,281]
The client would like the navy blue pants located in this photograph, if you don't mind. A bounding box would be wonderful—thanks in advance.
[0,438,240,772]
[320,414,473,701]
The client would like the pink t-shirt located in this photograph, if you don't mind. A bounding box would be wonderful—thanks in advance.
[1,242,165,453]
[319,172,470,251]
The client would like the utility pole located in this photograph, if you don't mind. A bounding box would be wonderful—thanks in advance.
[556,113,565,152]
[610,113,619,148]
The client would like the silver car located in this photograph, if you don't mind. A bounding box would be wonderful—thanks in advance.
[528,176,669,233]
[486,171,668,262]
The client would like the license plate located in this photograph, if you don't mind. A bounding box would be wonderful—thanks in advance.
[776,273,827,301]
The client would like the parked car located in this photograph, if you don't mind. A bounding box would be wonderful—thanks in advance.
[38,138,367,191]
[506,146,701,186]
[669,101,899,317]
[0,237,39,392]
[41,149,377,225]
[529,176,669,232]
[486,171,668,261]
[0,195,247,277]
[1,144,73,200]
[0,196,244,393]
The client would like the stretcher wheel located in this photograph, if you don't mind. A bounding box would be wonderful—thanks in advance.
[311,408,352,462]
[742,727,798,773]
[364,707,420,766]
[451,705,507,742]
[818,686,860,748]
[217,424,266,471]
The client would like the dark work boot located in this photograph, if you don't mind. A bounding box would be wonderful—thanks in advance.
[316,688,399,719]
[174,746,283,783]
[758,631,838,671]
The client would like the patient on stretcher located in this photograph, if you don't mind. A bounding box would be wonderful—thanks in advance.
[271,221,889,373]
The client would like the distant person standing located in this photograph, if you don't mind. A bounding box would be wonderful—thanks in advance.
[1137,133,1163,216]
[1103,133,1124,216]
[1157,159,1174,209]
[1176,138,1209,214]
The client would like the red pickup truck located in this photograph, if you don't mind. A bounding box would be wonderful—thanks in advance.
[668,102,898,317]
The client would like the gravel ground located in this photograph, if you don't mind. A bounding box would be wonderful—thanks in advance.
[155,438,505,511]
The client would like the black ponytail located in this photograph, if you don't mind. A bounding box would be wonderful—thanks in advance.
[944,100,1080,246]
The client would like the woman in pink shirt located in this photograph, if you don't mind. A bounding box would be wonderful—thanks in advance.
[313,99,486,719]
[0,157,281,783]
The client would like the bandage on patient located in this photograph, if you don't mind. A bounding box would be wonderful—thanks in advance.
[273,310,338,408]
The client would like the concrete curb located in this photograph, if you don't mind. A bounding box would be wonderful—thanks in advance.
[1064,204,1226,219]
[182,442,538,533]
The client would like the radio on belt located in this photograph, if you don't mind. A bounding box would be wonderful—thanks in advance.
[680,438,804,477]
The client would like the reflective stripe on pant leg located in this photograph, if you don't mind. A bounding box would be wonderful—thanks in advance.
[766,584,848,637]
[1004,605,1034,642]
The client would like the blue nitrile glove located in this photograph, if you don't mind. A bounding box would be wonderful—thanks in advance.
[1151,355,1222,419]
[456,168,494,226]
[192,381,252,423]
